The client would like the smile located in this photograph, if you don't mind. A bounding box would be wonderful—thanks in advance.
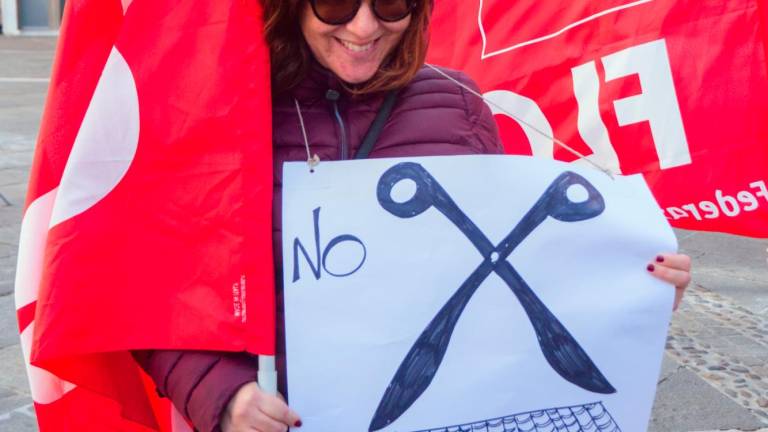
[337,37,377,53]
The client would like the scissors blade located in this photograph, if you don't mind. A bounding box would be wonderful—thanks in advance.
[369,262,495,431]
[495,261,616,394]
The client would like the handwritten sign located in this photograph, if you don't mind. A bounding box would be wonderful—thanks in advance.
[282,155,676,432]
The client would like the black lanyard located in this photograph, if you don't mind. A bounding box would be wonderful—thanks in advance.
[354,90,399,159]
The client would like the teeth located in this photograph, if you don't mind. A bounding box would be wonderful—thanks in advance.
[340,39,374,52]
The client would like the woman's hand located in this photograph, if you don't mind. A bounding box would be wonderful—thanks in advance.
[221,382,302,432]
[647,253,692,311]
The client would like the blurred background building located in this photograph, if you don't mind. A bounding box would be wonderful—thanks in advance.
[1,0,64,35]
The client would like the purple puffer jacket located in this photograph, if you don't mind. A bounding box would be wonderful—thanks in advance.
[133,62,503,432]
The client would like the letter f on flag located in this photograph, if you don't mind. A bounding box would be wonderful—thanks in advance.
[14,0,275,430]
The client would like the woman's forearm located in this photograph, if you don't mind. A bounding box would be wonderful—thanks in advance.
[132,350,259,432]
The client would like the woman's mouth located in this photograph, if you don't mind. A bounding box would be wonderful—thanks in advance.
[337,37,378,53]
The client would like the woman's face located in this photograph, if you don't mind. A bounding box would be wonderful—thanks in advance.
[301,0,412,84]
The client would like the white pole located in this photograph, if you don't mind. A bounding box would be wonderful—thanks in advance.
[257,355,278,395]
[1,0,20,35]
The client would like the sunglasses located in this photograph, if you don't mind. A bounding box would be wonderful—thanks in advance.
[309,0,416,26]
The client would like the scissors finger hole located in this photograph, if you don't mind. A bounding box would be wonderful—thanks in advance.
[390,178,418,204]
[566,183,590,204]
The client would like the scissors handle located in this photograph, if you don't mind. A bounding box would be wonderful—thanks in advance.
[493,171,605,264]
[378,162,495,255]
[544,171,605,222]
[377,162,437,219]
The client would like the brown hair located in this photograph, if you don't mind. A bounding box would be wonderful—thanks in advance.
[262,0,432,96]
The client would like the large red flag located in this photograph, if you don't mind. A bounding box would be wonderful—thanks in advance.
[428,0,768,238]
[14,0,274,430]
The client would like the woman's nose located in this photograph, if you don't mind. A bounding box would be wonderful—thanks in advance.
[344,1,380,39]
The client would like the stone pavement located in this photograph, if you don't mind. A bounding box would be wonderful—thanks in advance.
[1,35,767,432]
[0,36,51,431]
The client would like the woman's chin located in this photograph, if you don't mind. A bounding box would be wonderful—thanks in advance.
[331,64,379,85]
[338,72,377,85]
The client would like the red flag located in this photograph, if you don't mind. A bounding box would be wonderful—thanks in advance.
[15,0,274,429]
[428,0,768,238]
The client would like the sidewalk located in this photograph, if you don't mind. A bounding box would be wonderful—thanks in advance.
[1,35,767,432]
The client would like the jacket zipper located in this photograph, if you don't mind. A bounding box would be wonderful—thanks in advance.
[326,89,348,160]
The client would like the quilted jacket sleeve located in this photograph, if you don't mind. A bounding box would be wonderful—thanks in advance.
[132,350,259,432]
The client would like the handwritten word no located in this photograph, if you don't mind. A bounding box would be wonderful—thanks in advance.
[292,207,367,282]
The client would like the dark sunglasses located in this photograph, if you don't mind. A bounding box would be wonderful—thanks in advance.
[309,0,416,25]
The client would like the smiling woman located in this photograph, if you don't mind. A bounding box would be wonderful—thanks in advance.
[265,0,429,94]
[300,0,412,84]
[130,1,692,431]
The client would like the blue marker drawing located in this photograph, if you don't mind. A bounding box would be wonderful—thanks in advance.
[370,162,616,432]
[292,207,367,282]
[410,401,621,432]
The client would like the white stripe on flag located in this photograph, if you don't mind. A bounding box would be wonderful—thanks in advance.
[15,188,57,309]
[121,0,133,14]
[50,46,140,228]
[15,187,77,404]
[19,318,76,404]
[15,45,139,406]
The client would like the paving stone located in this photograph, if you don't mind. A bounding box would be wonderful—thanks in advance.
[0,36,58,51]
[657,353,681,382]
[742,357,768,368]
[0,413,38,432]
[0,296,20,350]
[649,368,766,432]
[2,38,66,432]
[0,388,13,401]
[0,400,37,432]
[0,345,30,396]
[677,229,768,315]
[0,394,32,417]
[665,283,768,424]
[0,152,33,171]
[0,167,30,184]
[0,225,21,246]
[665,287,768,419]
[691,430,768,432]
[0,178,27,208]
[0,242,14,258]
[0,251,16,297]
[0,52,54,80]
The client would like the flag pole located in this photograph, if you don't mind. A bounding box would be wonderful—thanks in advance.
[258,355,278,395]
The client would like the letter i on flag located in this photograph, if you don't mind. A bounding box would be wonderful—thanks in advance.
[14,0,275,430]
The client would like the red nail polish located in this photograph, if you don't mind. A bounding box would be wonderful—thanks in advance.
[295,420,303,427]
[656,255,664,263]
[647,264,655,272]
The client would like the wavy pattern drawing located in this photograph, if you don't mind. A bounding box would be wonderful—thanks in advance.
[370,162,616,431]
[411,402,621,432]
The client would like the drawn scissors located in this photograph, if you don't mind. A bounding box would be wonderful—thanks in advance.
[370,162,615,431]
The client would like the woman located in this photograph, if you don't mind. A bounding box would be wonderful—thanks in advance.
[134,1,693,431]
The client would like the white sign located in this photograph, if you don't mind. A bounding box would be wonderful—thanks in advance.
[282,155,676,432]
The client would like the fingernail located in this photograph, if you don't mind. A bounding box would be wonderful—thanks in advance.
[656,255,664,263]
[647,264,655,272]
[295,420,303,427]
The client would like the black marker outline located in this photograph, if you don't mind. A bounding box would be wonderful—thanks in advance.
[370,162,616,431]
[292,207,367,281]
[407,401,621,432]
